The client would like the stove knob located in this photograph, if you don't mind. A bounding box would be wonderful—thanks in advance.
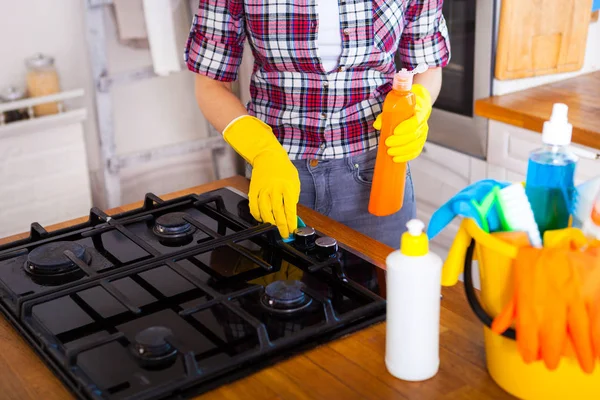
[294,227,316,249]
[315,237,338,259]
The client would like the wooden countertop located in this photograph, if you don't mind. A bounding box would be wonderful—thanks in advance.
[475,71,600,150]
[0,176,513,400]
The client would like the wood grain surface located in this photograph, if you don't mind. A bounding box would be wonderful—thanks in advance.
[475,71,600,150]
[494,0,592,80]
[0,176,513,399]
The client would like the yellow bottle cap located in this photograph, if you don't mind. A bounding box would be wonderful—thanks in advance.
[401,219,429,256]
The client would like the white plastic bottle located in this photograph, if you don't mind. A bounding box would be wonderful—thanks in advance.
[385,219,442,381]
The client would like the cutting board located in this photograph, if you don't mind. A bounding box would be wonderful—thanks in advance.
[495,0,593,80]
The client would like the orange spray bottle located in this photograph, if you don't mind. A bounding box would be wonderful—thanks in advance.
[369,65,427,216]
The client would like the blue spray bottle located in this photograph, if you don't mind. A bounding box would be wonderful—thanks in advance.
[525,103,578,235]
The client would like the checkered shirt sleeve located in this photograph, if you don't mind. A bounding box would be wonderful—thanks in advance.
[185,0,246,82]
[398,0,451,69]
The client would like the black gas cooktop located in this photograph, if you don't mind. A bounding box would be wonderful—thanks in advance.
[0,187,386,400]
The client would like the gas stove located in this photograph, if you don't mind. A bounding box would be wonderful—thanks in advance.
[0,187,385,400]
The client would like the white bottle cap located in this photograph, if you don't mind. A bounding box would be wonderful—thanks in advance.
[406,219,425,236]
[542,103,573,146]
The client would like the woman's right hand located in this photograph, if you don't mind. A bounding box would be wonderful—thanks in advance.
[223,115,300,240]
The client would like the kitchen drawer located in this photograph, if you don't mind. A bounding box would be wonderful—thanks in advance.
[488,120,599,184]
[411,142,476,256]
[417,197,481,289]
[411,141,471,210]
[0,112,92,238]
[416,201,456,255]
[486,164,527,183]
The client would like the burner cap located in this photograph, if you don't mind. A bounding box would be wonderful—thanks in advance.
[261,280,312,315]
[132,326,178,369]
[24,242,89,284]
[153,212,196,246]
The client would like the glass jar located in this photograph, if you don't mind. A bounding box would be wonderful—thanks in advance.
[25,53,61,116]
[0,86,30,124]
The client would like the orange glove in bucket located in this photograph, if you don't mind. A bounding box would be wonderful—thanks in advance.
[492,247,596,373]
[570,247,600,364]
[545,229,600,364]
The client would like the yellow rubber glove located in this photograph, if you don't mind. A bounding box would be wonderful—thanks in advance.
[372,83,432,163]
[223,115,300,239]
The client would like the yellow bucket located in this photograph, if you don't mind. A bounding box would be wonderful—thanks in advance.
[447,218,600,400]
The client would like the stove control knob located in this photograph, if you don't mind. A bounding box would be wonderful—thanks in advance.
[315,237,338,259]
[294,227,316,249]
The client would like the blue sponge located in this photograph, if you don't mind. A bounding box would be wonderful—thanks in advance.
[282,217,307,243]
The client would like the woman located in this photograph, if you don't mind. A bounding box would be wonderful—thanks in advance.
[186,0,450,249]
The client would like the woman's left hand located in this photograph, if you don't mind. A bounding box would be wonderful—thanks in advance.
[373,84,432,163]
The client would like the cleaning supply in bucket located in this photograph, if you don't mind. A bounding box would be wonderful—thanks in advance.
[385,219,442,381]
[369,64,428,217]
[492,246,597,374]
[525,103,578,235]
[427,179,510,239]
[573,247,600,360]
[447,217,600,399]
[495,183,542,247]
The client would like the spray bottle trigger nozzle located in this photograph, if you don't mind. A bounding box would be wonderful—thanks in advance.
[411,64,429,75]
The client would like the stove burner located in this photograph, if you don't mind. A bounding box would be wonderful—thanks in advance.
[24,242,89,285]
[131,326,178,369]
[153,212,196,246]
[261,280,313,315]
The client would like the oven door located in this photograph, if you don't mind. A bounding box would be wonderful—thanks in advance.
[426,0,496,160]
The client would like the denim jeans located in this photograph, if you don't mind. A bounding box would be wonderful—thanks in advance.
[292,149,416,249]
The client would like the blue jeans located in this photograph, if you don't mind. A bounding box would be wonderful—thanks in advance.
[292,149,416,249]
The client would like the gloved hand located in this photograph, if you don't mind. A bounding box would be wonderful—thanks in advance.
[223,115,300,239]
[491,247,596,374]
[373,84,431,163]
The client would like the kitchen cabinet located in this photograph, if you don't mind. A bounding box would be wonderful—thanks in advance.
[487,120,599,184]
[411,141,487,258]
[0,110,92,238]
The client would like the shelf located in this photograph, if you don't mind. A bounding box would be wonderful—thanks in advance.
[0,89,87,137]
[0,109,88,138]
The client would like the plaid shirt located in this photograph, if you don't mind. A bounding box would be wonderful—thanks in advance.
[185,0,450,160]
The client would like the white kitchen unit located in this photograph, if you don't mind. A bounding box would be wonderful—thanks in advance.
[411,141,488,259]
[486,120,599,184]
[0,93,92,238]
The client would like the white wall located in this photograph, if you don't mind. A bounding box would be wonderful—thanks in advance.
[493,9,600,95]
[0,0,228,211]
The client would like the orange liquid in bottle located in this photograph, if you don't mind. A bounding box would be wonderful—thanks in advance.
[368,72,416,217]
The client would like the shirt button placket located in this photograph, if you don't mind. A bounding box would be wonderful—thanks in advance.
[319,109,327,155]
[321,68,330,156]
